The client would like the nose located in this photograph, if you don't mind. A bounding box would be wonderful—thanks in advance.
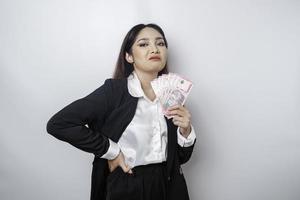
[150,44,160,53]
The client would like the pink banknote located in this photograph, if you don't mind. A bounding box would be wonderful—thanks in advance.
[151,73,193,119]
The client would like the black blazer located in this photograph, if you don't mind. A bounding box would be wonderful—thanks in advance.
[46,78,196,200]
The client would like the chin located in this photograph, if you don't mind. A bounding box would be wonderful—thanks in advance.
[151,63,165,70]
[142,63,165,73]
[152,65,165,73]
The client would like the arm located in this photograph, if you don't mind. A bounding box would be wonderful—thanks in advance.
[177,124,196,147]
[177,124,197,164]
[177,139,196,165]
[46,79,112,157]
[167,104,197,165]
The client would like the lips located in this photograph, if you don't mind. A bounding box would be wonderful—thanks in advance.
[149,56,161,60]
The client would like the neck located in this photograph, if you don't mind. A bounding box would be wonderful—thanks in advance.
[134,69,158,91]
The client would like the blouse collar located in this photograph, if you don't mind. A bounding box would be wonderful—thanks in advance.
[127,70,158,105]
[127,70,145,98]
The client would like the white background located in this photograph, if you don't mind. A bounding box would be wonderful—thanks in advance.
[1,0,299,199]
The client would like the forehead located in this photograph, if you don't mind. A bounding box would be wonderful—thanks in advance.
[135,27,163,42]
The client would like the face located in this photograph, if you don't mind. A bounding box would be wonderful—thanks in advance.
[125,27,168,75]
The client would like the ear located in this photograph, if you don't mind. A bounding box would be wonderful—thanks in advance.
[125,52,134,63]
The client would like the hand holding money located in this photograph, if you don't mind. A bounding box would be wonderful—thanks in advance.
[166,104,192,136]
[151,73,193,119]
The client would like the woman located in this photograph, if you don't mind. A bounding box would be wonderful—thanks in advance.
[47,23,196,200]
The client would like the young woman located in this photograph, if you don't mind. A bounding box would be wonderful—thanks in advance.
[47,23,197,200]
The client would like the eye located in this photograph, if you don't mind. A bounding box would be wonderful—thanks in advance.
[158,42,165,46]
[138,43,148,47]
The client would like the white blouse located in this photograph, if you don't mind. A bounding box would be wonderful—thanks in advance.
[101,70,196,168]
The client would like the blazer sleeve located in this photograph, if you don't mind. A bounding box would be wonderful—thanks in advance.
[46,79,112,157]
[177,138,196,165]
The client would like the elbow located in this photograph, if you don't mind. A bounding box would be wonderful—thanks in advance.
[46,116,59,137]
[46,118,55,135]
[177,139,196,165]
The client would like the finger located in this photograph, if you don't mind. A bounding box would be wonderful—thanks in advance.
[173,120,190,128]
[168,109,185,117]
[172,116,190,127]
[121,163,132,173]
[176,104,189,113]
[172,117,182,125]
[120,162,127,171]
[172,120,181,127]
[177,105,189,113]
[170,104,185,110]
[167,104,180,111]
[107,161,115,172]
[126,166,133,174]
[170,108,191,119]
[172,115,184,122]
[168,104,185,111]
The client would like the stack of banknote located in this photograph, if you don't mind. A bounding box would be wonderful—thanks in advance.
[151,73,193,119]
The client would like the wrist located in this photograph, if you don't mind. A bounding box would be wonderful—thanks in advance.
[179,125,191,138]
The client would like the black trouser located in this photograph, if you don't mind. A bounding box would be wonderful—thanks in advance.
[106,161,168,200]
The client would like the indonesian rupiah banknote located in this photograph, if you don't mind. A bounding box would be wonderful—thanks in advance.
[151,73,193,119]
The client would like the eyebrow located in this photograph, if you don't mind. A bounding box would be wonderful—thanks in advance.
[137,37,164,42]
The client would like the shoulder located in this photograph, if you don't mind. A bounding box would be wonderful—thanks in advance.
[82,78,126,108]
[87,77,129,103]
[92,78,125,91]
[102,78,127,94]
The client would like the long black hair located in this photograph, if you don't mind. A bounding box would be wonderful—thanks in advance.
[112,23,169,79]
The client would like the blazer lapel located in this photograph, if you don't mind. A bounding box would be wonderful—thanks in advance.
[165,116,177,177]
